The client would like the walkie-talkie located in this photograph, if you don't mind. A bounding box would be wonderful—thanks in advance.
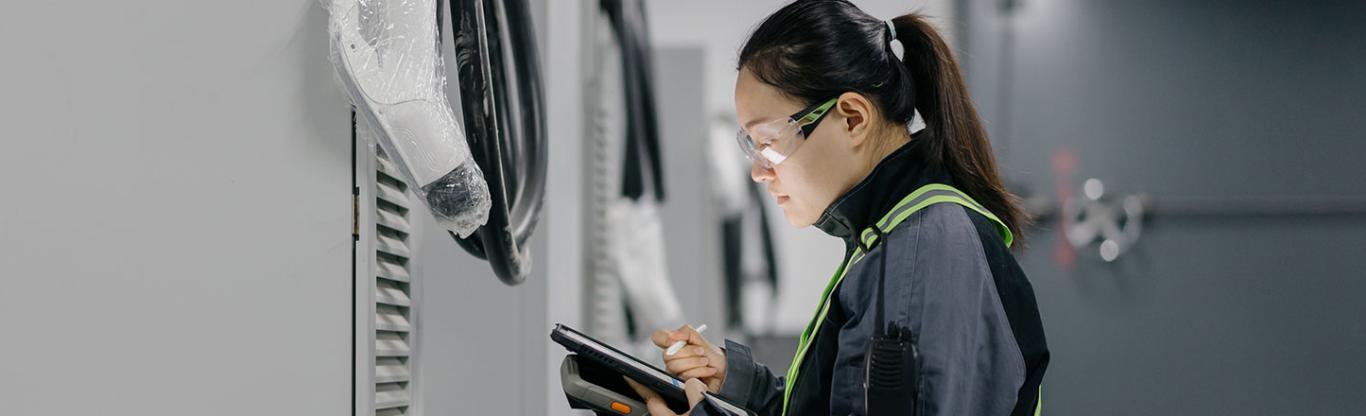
[862,228,919,415]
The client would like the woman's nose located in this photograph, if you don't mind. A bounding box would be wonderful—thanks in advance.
[750,160,775,183]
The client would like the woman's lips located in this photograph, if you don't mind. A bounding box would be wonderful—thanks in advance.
[775,195,791,205]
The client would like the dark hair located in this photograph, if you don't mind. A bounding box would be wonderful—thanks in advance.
[738,0,1026,240]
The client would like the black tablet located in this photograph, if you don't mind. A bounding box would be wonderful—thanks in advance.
[550,323,752,415]
[560,354,648,415]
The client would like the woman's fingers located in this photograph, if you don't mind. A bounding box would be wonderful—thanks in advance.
[664,345,706,360]
[662,343,725,392]
[674,325,714,349]
[655,325,726,387]
[624,377,678,416]
[683,378,709,410]
[659,325,712,348]
[665,356,709,374]
[624,377,661,401]
[705,376,724,394]
[677,366,719,380]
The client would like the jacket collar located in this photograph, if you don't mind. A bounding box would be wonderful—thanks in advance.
[812,133,949,247]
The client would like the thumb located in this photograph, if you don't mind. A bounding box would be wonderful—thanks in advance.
[683,378,708,409]
[651,329,673,349]
[676,324,714,349]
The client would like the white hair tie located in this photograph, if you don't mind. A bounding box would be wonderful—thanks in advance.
[885,20,897,41]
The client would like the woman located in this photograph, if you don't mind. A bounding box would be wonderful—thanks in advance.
[625,1,1049,415]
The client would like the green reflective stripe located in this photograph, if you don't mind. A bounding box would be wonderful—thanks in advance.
[1034,386,1043,416]
[857,185,976,247]
[796,98,837,126]
[861,184,1012,248]
[859,185,987,247]
[858,189,983,248]
[877,184,992,230]
[876,194,1013,249]
[780,183,1014,416]
[911,184,1011,247]
[780,253,855,415]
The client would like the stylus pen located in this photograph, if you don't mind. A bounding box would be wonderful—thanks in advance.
[665,324,708,356]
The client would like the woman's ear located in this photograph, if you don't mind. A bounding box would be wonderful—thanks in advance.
[834,92,877,147]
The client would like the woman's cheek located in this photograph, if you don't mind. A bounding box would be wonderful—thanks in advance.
[781,206,806,227]
[775,165,820,226]
[784,194,820,227]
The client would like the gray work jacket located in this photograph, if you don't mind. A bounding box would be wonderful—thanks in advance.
[695,138,1048,416]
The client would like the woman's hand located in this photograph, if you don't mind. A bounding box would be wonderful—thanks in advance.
[653,325,727,393]
[624,376,708,416]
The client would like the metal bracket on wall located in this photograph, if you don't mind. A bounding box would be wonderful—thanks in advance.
[1025,178,1366,262]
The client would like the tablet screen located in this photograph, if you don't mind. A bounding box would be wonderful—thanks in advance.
[552,324,754,415]
[554,324,683,388]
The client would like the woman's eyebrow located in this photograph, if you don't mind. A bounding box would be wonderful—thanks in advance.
[741,113,780,130]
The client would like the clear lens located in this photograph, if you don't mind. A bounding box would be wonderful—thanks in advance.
[735,128,759,161]
[736,119,804,167]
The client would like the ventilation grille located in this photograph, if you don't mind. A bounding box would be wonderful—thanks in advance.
[374,148,413,414]
[584,12,630,344]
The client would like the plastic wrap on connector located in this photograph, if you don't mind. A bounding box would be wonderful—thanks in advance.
[325,0,490,237]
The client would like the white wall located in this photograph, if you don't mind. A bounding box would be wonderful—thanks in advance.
[646,0,957,333]
[540,1,590,414]
[0,1,588,415]
[0,1,352,414]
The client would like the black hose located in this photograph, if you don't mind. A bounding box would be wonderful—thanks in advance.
[447,0,548,285]
[501,0,548,245]
[600,0,665,201]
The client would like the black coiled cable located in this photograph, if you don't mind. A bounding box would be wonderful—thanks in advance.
[446,0,547,286]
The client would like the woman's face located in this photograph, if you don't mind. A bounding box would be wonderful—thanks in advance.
[734,68,866,227]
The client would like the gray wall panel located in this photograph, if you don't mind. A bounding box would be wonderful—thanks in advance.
[961,1,1366,414]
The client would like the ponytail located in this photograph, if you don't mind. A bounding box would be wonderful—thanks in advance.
[740,2,1026,242]
[890,14,1027,240]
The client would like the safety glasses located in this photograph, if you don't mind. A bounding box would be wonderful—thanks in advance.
[736,97,838,168]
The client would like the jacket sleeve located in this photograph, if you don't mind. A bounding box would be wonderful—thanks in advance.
[692,339,783,416]
[833,204,1027,415]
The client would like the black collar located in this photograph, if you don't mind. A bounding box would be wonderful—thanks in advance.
[812,133,949,247]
